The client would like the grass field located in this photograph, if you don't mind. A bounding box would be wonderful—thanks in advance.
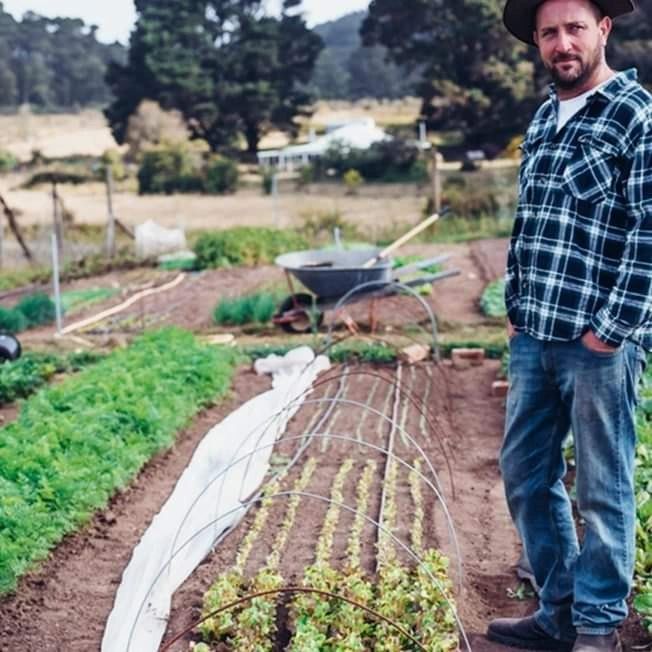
[0,105,517,270]
[0,100,423,162]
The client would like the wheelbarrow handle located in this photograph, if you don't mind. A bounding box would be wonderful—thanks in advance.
[361,212,440,269]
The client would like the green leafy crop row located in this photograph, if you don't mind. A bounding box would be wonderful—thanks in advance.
[0,351,103,405]
[480,279,507,319]
[634,361,652,631]
[0,292,56,333]
[0,328,238,594]
[198,453,458,651]
[213,291,280,326]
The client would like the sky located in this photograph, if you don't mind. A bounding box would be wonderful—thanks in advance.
[2,0,371,44]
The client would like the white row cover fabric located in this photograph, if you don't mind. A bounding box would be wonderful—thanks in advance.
[102,346,330,652]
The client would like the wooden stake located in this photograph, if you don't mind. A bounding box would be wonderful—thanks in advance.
[105,167,116,258]
[52,182,64,258]
[0,192,33,261]
[431,148,442,214]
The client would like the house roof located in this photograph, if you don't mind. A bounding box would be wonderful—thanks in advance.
[258,117,389,160]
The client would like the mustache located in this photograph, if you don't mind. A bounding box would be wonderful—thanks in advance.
[552,54,581,64]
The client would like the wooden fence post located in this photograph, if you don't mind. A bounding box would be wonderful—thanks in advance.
[105,166,116,258]
[52,182,64,259]
[0,192,33,262]
[430,148,443,214]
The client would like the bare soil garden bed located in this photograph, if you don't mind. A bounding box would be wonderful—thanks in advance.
[1,236,647,650]
[0,356,536,651]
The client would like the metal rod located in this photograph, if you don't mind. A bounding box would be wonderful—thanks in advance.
[51,232,63,334]
[160,586,427,651]
[128,488,469,652]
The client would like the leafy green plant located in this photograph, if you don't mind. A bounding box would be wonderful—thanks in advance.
[300,210,361,243]
[100,148,127,181]
[0,149,18,173]
[296,165,313,189]
[0,268,51,292]
[0,293,56,334]
[343,168,363,194]
[233,460,317,651]
[214,292,279,326]
[137,142,203,194]
[59,288,119,315]
[193,227,307,268]
[329,341,398,364]
[0,351,103,405]
[262,169,274,195]
[288,459,355,650]
[315,139,428,184]
[203,155,238,194]
[15,292,56,327]
[0,328,238,594]
[480,280,507,318]
[0,306,27,333]
[634,361,652,632]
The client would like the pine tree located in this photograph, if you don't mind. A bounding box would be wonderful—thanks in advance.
[361,0,537,147]
[105,0,323,155]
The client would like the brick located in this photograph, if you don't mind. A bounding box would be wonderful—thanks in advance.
[398,344,430,364]
[451,347,485,368]
[492,380,509,397]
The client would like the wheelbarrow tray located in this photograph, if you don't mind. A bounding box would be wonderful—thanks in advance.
[275,247,393,299]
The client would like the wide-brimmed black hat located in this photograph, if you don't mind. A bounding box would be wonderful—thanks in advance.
[503,0,635,45]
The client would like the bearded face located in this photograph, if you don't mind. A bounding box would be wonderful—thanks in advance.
[534,0,611,94]
[545,35,604,90]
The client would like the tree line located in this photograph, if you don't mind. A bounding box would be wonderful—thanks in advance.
[361,0,652,146]
[107,0,652,155]
[310,11,420,101]
[105,0,322,156]
[1,0,649,150]
[0,2,125,108]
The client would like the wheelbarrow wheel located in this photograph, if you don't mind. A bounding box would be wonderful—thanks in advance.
[276,294,323,334]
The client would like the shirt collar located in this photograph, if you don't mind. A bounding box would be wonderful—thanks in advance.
[546,68,639,103]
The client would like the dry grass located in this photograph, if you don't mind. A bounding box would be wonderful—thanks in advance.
[0,110,119,161]
[259,97,422,148]
[0,102,421,158]
[1,181,425,235]
[0,106,516,269]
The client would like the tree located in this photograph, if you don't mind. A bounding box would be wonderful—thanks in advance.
[0,3,125,109]
[608,4,652,88]
[347,44,419,99]
[361,0,537,146]
[311,49,350,100]
[105,0,323,155]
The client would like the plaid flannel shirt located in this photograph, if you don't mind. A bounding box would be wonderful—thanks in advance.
[505,68,652,349]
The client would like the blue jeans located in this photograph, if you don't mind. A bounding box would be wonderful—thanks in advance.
[500,333,645,639]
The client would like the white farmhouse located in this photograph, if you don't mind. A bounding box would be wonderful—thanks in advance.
[257,117,390,170]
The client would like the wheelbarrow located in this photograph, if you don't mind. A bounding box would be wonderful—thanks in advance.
[272,246,459,333]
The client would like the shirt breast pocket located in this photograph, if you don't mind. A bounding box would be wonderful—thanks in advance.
[561,136,620,204]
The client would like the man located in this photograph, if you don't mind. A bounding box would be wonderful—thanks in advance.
[489,1,652,651]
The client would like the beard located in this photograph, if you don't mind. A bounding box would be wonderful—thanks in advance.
[545,41,604,90]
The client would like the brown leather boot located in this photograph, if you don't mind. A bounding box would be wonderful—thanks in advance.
[572,633,622,652]
[487,615,575,650]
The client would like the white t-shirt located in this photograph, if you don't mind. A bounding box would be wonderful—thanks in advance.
[557,76,613,132]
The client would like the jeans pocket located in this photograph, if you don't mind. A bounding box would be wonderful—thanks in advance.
[578,337,621,358]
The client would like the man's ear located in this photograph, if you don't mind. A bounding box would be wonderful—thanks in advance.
[599,15,612,46]
[533,29,539,46]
